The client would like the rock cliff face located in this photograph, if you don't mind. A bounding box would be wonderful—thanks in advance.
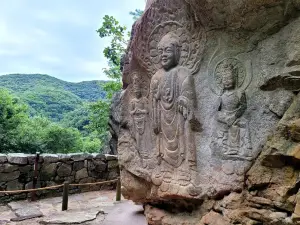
[118,0,300,224]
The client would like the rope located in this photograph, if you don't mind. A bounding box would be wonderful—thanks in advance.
[0,178,119,194]
[69,179,119,187]
[0,184,64,194]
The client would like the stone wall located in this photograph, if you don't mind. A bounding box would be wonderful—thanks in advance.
[0,153,119,203]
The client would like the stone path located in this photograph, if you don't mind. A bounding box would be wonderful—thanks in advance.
[0,190,147,225]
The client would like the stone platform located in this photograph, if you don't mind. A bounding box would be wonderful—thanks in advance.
[0,190,147,225]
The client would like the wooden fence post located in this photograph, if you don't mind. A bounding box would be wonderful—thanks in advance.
[116,178,121,201]
[31,152,40,201]
[62,181,69,211]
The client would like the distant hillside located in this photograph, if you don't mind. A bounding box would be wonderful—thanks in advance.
[0,74,106,121]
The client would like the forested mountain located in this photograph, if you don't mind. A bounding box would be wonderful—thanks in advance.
[0,74,108,154]
[0,74,106,121]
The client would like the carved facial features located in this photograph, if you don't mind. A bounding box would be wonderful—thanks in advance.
[133,73,142,98]
[158,43,177,70]
[222,66,235,90]
[157,33,180,71]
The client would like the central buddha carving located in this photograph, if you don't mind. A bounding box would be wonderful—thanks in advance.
[149,32,199,195]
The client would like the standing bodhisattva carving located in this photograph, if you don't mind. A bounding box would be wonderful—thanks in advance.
[149,32,200,195]
[130,73,153,161]
[210,59,252,160]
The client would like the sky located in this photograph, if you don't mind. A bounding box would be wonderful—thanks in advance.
[0,0,146,82]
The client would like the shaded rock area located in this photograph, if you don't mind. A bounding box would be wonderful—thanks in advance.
[117,0,300,224]
[0,154,119,203]
[106,91,123,155]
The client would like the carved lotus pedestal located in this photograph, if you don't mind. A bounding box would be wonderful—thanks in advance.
[116,0,300,224]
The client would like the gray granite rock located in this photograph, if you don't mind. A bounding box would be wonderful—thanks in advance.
[0,170,20,182]
[6,180,23,191]
[40,163,57,180]
[92,153,106,160]
[25,181,41,190]
[108,160,119,169]
[105,154,118,161]
[86,160,95,171]
[75,168,88,181]
[0,154,7,163]
[68,153,92,161]
[94,160,107,172]
[40,209,102,224]
[19,165,32,173]
[10,206,43,221]
[58,154,71,162]
[27,154,43,164]
[73,161,84,171]
[42,154,59,163]
[57,163,72,177]
[0,164,19,173]
[7,153,28,165]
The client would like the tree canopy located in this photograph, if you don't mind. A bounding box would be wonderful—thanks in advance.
[88,9,143,143]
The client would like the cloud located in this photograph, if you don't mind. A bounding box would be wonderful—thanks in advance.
[0,0,146,82]
[34,9,90,27]
[39,55,62,64]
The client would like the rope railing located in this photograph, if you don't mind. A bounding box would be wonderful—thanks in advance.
[0,184,64,194]
[0,153,121,211]
[0,178,120,194]
[0,177,121,211]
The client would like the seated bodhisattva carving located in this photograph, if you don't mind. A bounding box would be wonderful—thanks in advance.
[210,61,252,160]
[149,32,200,195]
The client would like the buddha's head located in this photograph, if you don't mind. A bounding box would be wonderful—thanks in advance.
[132,73,142,98]
[157,32,181,71]
[221,64,236,90]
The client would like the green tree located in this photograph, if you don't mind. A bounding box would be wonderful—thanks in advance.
[90,10,143,145]
[0,89,28,152]
[15,117,50,153]
[44,124,83,154]
[129,9,143,21]
[60,105,90,134]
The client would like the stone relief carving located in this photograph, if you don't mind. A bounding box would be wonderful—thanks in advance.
[148,32,201,196]
[129,72,153,163]
[134,18,206,77]
[147,21,205,76]
[209,55,253,161]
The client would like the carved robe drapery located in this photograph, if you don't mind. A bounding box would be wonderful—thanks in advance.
[150,66,196,168]
[211,90,252,158]
[130,97,152,159]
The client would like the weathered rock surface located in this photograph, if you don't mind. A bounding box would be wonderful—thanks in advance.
[12,207,43,221]
[0,170,20,182]
[117,0,300,224]
[7,153,28,165]
[57,163,72,177]
[40,209,102,224]
[42,154,59,163]
[0,154,7,163]
[107,91,123,155]
[75,168,89,180]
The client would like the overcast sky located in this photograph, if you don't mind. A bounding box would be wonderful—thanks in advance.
[0,0,146,82]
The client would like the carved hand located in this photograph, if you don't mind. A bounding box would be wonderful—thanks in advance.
[178,98,189,119]
[153,126,160,135]
[156,153,163,165]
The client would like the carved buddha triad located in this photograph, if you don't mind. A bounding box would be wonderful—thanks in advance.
[149,32,199,194]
